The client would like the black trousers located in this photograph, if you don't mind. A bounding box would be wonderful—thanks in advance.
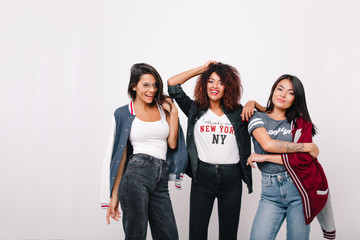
[189,160,243,240]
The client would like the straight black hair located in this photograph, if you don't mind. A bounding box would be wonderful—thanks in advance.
[266,74,317,136]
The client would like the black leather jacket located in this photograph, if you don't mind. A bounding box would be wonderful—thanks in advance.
[168,84,253,193]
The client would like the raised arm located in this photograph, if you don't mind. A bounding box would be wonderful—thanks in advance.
[242,100,266,121]
[167,60,216,86]
[252,127,319,158]
[162,98,179,149]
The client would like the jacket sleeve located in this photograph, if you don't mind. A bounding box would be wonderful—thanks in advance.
[100,116,116,209]
[281,119,330,226]
[281,120,314,166]
[168,84,194,118]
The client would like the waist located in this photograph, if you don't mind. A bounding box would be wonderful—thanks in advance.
[198,159,239,168]
[261,171,291,182]
[132,153,166,162]
[132,141,167,160]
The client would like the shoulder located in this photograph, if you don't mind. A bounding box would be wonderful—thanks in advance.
[113,103,133,121]
[248,111,266,133]
[114,102,132,114]
[224,104,243,118]
[250,111,267,122]
[295,117,312,129]
[233,104,244,113]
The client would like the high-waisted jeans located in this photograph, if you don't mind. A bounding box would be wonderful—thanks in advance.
[190,160,243,240]
[250,171,310,240]
[118,153,178,240]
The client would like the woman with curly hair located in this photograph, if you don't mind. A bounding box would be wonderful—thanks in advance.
[168,61,252,240]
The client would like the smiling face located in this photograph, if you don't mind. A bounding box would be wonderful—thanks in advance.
[272,78,295,111]
[206,72,225,104]
[133,73,158,104]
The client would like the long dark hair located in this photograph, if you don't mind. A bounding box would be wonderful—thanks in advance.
[127,63,165,106]
[194,62,242,111]
[266,74,317,135]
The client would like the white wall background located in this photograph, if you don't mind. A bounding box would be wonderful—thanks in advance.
[1,0,359,239]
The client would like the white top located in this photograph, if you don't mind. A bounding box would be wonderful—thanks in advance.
[194,109,239,164]
[129,104,169,160]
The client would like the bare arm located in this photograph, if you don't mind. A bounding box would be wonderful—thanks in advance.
[162,98,179,149]
[167,60,216,86]
[241,100,266,121]
[252,127,319,158]
[106,146,127,224]
[247,153,283,168]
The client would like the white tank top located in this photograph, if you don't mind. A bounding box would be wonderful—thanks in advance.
[129,104,169,160]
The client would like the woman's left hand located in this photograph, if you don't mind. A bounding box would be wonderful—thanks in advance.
[247,153,267,168]
[162,98,178,115]
[106,195,121,224]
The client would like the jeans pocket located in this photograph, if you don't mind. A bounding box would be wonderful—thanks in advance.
[128,155,150,168]
[261,177,271,187]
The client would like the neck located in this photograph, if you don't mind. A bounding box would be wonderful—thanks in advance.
[133,98,154,110]
[209,100,221,110]
[268,107,286,120]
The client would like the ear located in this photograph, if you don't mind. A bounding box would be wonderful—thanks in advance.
[132,87,136,91]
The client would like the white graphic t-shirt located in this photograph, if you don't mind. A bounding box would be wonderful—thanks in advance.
[194,109,239,164]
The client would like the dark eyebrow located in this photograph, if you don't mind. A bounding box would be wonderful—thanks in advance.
[278,84,293,91]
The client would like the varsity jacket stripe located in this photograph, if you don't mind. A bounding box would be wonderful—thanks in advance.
[282,153,311,220]
[281,117,336,239]
[282,126,311,220]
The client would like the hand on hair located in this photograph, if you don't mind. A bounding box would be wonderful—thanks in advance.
[202,60,217,72]
[162,97,178,115]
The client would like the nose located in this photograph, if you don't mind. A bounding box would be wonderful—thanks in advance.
[212,82,219,88]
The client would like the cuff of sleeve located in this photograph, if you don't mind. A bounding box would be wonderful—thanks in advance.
[322,230,336,239]
[100,203,109,209]
[168,84,183,95]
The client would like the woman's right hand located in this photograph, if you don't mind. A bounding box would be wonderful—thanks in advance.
[168,60,217,86]
[201,60,217,72]
[242,101,256,121]
[307,142,319,158]
[106,195,121,224]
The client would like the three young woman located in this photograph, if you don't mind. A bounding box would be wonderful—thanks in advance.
[101,63,187,240]
[101,62,335,239]
[245,74,336,239]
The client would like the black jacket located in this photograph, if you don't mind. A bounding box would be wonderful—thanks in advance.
[168,84,253,193]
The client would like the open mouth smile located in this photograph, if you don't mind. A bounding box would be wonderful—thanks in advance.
[210,89,220,95]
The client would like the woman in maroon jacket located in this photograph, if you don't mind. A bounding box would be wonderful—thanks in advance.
[244,74,335,240]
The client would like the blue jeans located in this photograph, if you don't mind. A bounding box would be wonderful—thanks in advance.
[118,153,178,240]
[190,160,243,240]
[250,172,310,240]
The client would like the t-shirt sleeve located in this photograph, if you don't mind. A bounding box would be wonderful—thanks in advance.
[248,111,265,135]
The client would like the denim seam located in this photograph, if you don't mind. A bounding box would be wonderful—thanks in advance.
[123,173,130,239]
